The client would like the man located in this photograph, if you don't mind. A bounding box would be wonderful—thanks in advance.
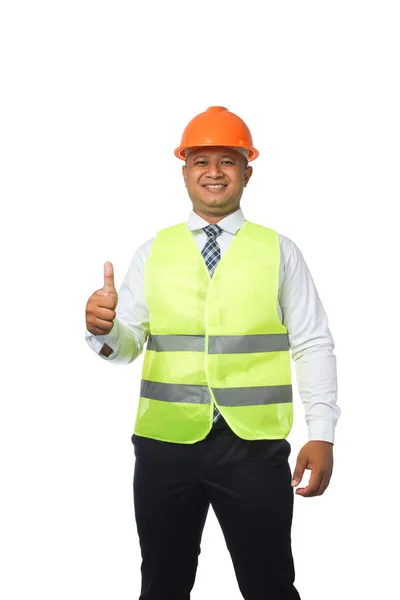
[85,106,340,600]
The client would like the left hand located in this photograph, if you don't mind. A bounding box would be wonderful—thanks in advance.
[291,441,334,497]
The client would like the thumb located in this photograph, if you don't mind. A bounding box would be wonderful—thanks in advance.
[291,455,307,487]
[102,261,116,296]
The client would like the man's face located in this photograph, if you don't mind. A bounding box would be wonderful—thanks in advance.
[182,146,253,218]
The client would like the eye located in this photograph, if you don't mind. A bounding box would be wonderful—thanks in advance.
[221,160,235,165]
[194,160,207,166]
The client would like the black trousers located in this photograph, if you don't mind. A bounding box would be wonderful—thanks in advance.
[132,421,301,600]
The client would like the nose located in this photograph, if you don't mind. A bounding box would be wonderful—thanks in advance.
[205,160,224,179]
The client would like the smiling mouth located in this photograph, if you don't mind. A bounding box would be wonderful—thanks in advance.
[202,184,227,189]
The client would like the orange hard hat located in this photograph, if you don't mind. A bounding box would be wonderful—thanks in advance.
[174,106,259,161]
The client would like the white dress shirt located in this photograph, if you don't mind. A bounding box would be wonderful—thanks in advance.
[85,207,340,443]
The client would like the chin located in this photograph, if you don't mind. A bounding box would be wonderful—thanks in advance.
[203,197,230,206]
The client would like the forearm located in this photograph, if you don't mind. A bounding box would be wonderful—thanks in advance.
[85,319,144,364]
[294,345,340,443]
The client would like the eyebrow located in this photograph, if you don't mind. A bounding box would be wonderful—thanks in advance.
[191,154,237,161]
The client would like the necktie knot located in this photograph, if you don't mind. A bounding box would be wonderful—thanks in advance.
[203,224,223,240]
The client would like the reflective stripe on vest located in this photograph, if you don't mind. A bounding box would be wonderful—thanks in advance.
[147,333,290,353]
[140,379,292,406]
[133,220,293,444]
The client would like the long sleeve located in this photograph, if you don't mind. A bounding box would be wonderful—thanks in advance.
[279,236,340,443]
[85,244,151,365]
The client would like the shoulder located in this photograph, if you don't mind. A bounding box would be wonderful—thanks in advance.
[157,222,187,238]
[258,226,303,274]
[132,221,186,264]
[125,237,156,273]
[136,237,156,256]
[135,236,156,256]
[247,220,298,257]
[278,232,298,257]
[276,232,311,278]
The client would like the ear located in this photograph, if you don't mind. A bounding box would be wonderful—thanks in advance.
[182,164,187,186]
[244,165,253,187]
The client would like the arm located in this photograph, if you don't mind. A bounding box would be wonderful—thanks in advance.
[279,236,340,495]
[280,237,340,442]
[85,245,150,365]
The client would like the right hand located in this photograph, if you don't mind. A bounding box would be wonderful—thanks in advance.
[85,261,118,335]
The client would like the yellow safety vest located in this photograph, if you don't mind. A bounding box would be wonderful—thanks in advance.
[133,220,293,443]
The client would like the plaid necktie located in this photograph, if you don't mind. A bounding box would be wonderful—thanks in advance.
[201,224,223,423]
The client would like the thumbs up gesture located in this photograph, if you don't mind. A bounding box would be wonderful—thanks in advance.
[85,261,119,335]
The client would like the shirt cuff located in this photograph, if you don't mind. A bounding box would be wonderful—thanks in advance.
[102,319,120,349]
[85,321,121,360]
[308,419,336,444]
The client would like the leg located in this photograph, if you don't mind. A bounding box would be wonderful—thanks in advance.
[203,430,301,600]
[132,434,210,600]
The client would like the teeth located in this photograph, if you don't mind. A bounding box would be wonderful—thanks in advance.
[205,185,225,188]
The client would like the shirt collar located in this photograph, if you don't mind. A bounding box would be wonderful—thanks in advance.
[186,207,246,235]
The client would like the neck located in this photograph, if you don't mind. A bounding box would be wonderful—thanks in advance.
[193,206,240,224]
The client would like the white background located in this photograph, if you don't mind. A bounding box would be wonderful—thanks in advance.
[1,1,399,598]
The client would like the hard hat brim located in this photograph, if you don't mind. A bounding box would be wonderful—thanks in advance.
[174,145,259,162]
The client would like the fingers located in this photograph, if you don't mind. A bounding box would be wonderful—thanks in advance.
[89,322,115,336]
[91,305,116,322]
[85,263,118,335]
[295,469,323,497]
[85,300,116,335]
[314,471,332,496]
[103,261,116,296]
[291,458,306,490]
[92,289,117,307]
[291,441,334,498]
[86,308,115,335]
[295,469,331,497]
